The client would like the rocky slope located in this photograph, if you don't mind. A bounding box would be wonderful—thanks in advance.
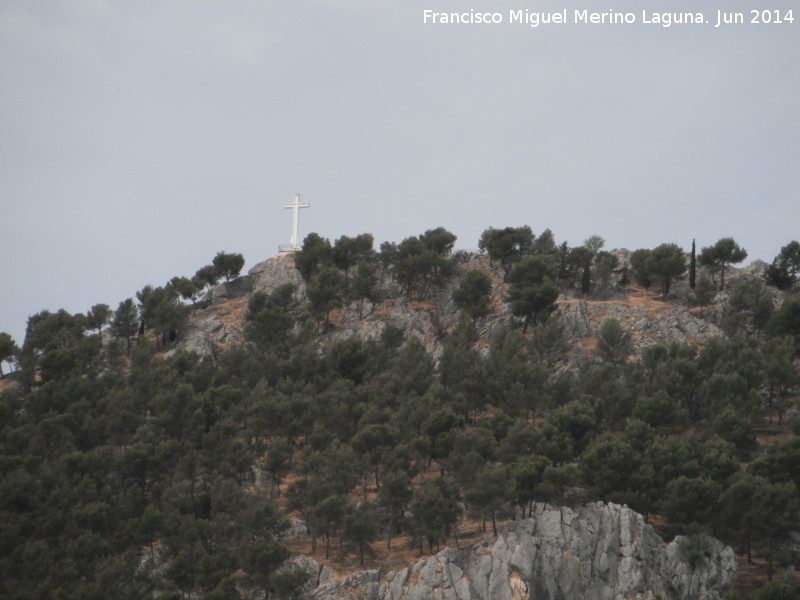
[286,502,736,600]
[177,250,771,363]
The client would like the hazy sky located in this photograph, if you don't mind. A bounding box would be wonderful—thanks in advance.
[1,0,798,347]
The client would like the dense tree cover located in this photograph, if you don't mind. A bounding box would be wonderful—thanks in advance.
[478,226,536,280]
[332,234,374,284]
[690,275,717,316]
[244,284,298,351]
[506,256,559,333]
[765,241,800,291]
[754,574,800,600]
[294,229,457,301]
[3,301,798,597]
[137,284,192,346]
[474,227,702,304]
[394,229,457,299]
[1,232,798,598]
[594,318,632,365]
[649,243,688,299]
[452,270,492,322]
[767,296,800,356]
[308,268,343,325]
[630,248,654,292]
[111,298,140,354]
[593,251,619,298]
[86,303,112,335]
[725,279,774,337]
[577,235,605,295]
[629,244,688,299]
[293,233,333,281]
[350,260,379,319]
[0,332,17,377]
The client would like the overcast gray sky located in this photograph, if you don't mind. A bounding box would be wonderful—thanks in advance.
[1,0,798,347]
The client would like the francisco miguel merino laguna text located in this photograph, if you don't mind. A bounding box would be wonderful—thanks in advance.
[423,9,714,27]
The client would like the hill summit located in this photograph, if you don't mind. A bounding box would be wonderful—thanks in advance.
[177,250,774,365]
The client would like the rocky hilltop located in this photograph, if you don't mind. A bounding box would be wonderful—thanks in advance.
[288,502,736,600]
[177,250,770,363]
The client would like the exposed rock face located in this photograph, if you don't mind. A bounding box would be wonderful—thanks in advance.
[293,503,736,600]
[560,298,726,351]
[176,256,307,357]
[247,255,309,301]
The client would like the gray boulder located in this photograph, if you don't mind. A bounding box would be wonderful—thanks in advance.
[248,255,309,301]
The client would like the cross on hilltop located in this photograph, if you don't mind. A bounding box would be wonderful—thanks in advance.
[279,193,310,254]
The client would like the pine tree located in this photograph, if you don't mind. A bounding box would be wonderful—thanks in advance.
[698,237,748,290]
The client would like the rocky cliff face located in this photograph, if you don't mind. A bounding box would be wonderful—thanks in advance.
[178,256,307,357]
[287,502,736,600]
[177,251,761,363]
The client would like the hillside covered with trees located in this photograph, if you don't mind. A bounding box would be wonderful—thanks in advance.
[1,229,799,599]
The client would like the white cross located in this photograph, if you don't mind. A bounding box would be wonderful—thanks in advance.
[283,193,310,249]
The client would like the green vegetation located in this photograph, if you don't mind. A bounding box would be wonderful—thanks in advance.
[0,332,17,377]
[506,256,559,332]
[0,230,798,599]
[452,270,492,322]
[594,318,632,365]
[332,233,374,284]
[648,243,688,299]
[478,226,534,280]
[699,237,748,291]
[212,251,246,282]
[765,241,800,290]
[691,275,717,316]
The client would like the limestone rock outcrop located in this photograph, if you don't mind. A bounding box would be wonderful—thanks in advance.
[176,256,307,357]
[292,502,736,600]
[559,298,726,351]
